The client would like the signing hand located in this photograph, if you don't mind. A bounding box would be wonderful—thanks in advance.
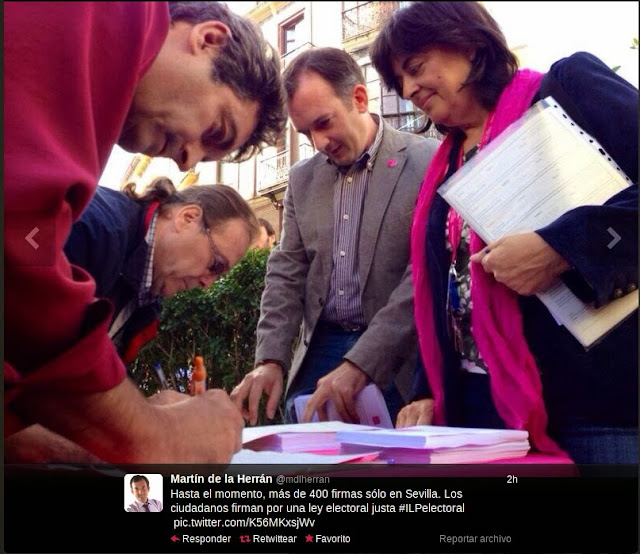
[301,360,368,423]
[148,389,189,406]
[469,232,570,295]
[230,363,284,426]
[395,399,434,428]
[159,389,244,463]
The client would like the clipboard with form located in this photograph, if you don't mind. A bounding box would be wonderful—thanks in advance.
[438,96,637,348]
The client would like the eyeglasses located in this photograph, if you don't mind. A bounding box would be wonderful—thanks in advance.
[204,226,228,276]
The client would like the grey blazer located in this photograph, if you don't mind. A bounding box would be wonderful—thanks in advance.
[255,120,439,401]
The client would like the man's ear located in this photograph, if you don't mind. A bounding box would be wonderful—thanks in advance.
[175,204,204,231]
[189,21,231,56]
[352,84,369,114]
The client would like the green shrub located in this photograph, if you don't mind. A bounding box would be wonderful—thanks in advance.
[130,248,284,424]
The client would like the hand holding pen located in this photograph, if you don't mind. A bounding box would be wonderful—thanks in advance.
[149,357,243,461]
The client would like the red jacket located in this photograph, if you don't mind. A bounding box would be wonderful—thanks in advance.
[4,3,169,435]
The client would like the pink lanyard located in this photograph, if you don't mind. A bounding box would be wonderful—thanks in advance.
[446,111,496,257]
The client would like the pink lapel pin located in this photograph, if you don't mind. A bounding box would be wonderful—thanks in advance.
[387,159,397,168]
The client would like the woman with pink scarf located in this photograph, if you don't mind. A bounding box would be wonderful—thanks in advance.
[371,2,638,463]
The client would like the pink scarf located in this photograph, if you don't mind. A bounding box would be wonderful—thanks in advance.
[412,69,568,456]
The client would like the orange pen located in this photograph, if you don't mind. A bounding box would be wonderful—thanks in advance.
[190,356,207,396]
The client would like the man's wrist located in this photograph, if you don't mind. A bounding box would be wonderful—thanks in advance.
[255,359,285,373]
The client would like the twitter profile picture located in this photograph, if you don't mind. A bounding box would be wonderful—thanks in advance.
[125,474,163,512]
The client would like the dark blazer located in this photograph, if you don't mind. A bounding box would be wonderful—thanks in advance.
[414,52,638,430]
[64,187,161,362]
[255,119,439,400]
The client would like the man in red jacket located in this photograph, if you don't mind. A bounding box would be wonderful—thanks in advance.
[4,2,286,463]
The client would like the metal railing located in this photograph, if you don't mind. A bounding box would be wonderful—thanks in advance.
[280,41,314,70]
[342,2,397,42]
[385,113,423,133]
[386,113,442,140]
[258,150,290,191]
[258,143,316,192]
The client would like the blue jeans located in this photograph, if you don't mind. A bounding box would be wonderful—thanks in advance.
[284,324,404,424]
[549,425,638,464]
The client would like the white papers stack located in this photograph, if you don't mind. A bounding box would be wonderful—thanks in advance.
[231,449,379,464]
[293,384,393,428]
[337,425,529,449]
[244,432,340,453]
[336,425,530,464]
[242,421,369,454]
[340,442,530,464]
[241,422,531,464]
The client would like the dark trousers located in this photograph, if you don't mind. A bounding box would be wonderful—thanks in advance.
[461,371,638,463]
[284,323,404,424]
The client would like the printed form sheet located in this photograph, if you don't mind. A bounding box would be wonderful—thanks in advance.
[439,97,637,348]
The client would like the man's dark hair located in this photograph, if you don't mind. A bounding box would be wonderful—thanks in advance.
[258,218,275,237]
[282,47,365,106]
[130,475,150,488]
[169,2,287,161]
[370,1,518,135]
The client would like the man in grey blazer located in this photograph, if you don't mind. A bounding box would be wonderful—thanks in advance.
[231,47,438,425]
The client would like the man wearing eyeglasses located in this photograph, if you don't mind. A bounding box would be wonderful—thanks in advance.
[63,178,259,365]
[5,178,259,463]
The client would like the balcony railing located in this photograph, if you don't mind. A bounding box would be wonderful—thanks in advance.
[258,150,289,191]
[386,113,443,140]
[298,142,315,163]
[258,143,315,192]
[388,113,424,134]
[280,41,314,70]
[342,2,397,42]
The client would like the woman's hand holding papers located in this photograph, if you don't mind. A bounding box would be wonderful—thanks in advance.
[470,232,570,296]
[396,399,434,428]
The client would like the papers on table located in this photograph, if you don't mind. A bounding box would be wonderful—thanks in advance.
[244,431,340,453]
[438,96,637,348]
[336,425,529,450]
[337,425,530,464]
[236,422,531,464]
[230,449,379,465]
[242,421,367,443]
[242,421,372,454]
[293,383,393,428]
[340,442,530,464]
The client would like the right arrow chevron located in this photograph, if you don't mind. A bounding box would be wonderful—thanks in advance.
[607,227,621,249]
